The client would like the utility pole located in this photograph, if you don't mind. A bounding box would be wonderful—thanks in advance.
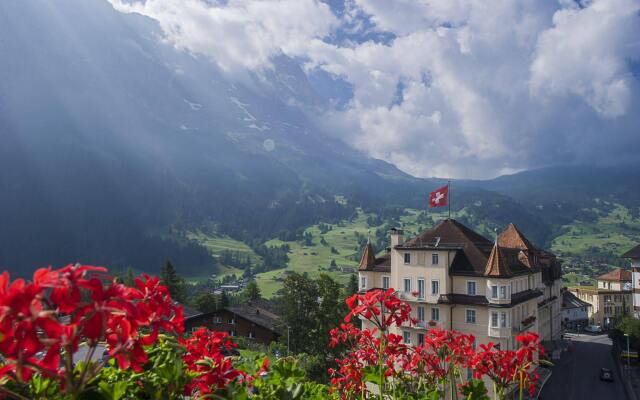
[287,325,291,356]
[625,333,630,377]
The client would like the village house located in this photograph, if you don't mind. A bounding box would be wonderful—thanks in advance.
[358,219,563,354]
[561,288,591,331]
[184,304,281,345]
[624,244,640,318]
[570,268,632,328]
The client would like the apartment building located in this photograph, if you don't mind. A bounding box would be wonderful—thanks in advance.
[570,268,632,328]
[358,219,562,351]
[624,244,640,318]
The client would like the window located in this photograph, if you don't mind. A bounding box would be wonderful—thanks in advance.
[229,330,236,337]
[432,253,439,265]
[360,275,367,289]
[615,306,622,315]
[417,279,425,299]
[431,280,440,295]
[214,317,222,323]
[404,278,412,293]
[248,332,255,339]
[604,295,611,303]
[404,253,411,264]
[228,318,235,324]
[491,285,508,299]
[614,295,621,302]
[417,306,425,322]
[491,312,499,328]
[417,333,425,345]
[466,368,473,381]
[500,312,507,328]
[403,331,411,345]
[431,307,440,321]
[382,276,390,290]
[466,309,476,324]
[467,281,477,296]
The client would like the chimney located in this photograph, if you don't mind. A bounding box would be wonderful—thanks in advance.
[390,228,404,247]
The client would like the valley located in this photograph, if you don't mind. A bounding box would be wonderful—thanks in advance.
[187,202,640,298]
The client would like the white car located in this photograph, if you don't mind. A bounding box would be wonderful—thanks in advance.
[584,325,602,333]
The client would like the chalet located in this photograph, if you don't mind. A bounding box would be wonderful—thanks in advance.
[185,304,281,345]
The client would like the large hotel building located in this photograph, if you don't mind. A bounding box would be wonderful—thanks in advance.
[358,219,563,349]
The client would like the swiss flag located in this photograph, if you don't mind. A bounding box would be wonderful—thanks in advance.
[429,184,449,208]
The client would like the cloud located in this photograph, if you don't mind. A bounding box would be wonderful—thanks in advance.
[109,0,337,75]
[530,0,640,118]
[109,0,640,178]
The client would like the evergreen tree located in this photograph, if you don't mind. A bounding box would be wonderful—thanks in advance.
[242,281,261,303]
[219,291,230,308]
[194,292,219,313]
[124,266,135,287]
[160,260,186,303]
[346,273,358,296]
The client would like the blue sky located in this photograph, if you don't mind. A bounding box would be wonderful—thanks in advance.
[108,0,640,178]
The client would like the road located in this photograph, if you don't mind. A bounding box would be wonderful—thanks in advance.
[540,333,627,400]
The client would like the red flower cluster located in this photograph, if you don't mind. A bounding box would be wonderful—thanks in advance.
[472,333,544,396]
[344,288,414,328]
[0,264,183,387]
[181,328,247,396]
[330,289,545,400]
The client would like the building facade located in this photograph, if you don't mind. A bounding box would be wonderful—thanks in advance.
[570,268,632,328]
[358,219,563,352]
[623,244,640,318]
[561,289,591,330]
[184,305,281,344]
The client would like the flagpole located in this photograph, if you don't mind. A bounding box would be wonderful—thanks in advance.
[448,180,451,219]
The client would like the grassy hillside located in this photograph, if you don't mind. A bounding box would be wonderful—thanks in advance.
[550,203,640,270]
[254,208,484,298]
[185,230,261,279]
[185,202,640,297]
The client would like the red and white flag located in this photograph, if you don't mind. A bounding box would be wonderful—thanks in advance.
[429,184,449,208]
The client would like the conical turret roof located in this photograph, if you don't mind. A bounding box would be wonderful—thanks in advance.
[484,243,513,277]
[358,240,377,271]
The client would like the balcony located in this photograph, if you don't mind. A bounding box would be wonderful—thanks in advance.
[413,320,440,329]
[488,326,511,338]
[512,316,536,333]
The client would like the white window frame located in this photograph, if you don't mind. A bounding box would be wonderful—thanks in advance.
[417,278,426,299]
[465,309,477,324]
[499,285,507,299]
[431,279,440,295]
[382,276,390,290]
[432,253,439,265]
[490,311,499,328]
[417,306,425,322]
[403,277,412,293]
[403,331,411,345]
[404,253,411,265]
[467,281,477,296]
[360,275,367,290]
[491,285,498,299]
[431,307,440,321]
[500,312,508,328]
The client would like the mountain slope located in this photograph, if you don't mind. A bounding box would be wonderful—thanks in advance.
[0,0,426,274]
